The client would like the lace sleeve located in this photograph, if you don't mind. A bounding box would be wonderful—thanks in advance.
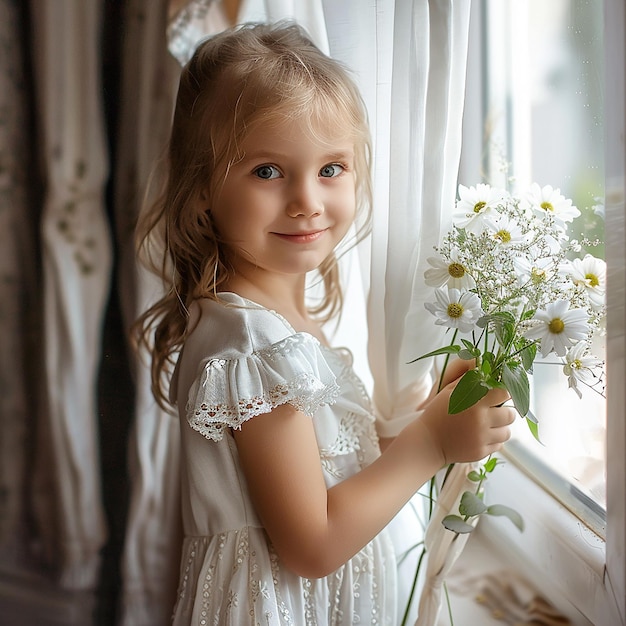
[186,333,340,441]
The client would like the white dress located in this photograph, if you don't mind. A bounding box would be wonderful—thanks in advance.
[171,293,397,625]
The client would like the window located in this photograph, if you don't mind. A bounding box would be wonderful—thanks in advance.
[459,1,624,624]
[471,0,607,518]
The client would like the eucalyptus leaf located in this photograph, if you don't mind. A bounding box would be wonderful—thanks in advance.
[486,504,525,532]
[459,491,488,517]
[502,362,530,417]
[442,515,476,534]
[448,369,489,413]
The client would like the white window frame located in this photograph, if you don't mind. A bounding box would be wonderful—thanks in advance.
[459,1,625,624]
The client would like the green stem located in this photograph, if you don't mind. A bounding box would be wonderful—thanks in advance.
[437,329,459,392]
[400,546,427,626]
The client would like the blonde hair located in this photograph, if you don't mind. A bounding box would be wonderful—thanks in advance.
[134,21,373,409]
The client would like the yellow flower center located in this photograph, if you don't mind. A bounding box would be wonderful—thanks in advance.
[473,201,486,214]
[447,303,464,318]
[531,268,546,284]
[571,359,583,370]
[495,229,511,243]
[540,201,554,212]
[448,262,466,278]
[548,318,565,334]
[585,272,600,287]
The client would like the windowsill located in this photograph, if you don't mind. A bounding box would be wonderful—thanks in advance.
[436,450,622,626]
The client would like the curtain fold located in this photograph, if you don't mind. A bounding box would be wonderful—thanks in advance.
[113,2,183,624]
[364,4,472,624]
[30,0,111,589]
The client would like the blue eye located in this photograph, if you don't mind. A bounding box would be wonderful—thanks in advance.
[319,164,344,178]
[254,165,280,179]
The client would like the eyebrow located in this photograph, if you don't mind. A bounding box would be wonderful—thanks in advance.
[242,148,355,162]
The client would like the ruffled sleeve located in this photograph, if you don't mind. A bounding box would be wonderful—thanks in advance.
[186,333,340,441]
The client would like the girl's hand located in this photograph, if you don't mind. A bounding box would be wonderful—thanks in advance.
[436,357,476,390]
[419,379,515,466]
[422,357,475,405]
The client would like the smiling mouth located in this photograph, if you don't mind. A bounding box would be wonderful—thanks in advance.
[273,230,327,244]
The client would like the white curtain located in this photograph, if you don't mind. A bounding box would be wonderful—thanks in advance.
[324,2,471,623]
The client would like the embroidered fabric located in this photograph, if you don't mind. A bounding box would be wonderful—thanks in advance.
[186,333,341,441]
[172,295,397,624]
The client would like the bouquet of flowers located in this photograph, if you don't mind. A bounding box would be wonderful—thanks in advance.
[415,182,606,532]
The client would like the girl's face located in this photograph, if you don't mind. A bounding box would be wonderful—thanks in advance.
[209,117,357,284]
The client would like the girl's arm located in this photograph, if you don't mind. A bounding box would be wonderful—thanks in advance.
[233,379,513,579]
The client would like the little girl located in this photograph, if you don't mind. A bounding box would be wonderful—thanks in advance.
[135,21,514,625]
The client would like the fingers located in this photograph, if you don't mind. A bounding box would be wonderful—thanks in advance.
[489,406,516,428]
[482,387,510,406]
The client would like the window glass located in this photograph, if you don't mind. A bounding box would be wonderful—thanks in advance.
[464,0,607,513]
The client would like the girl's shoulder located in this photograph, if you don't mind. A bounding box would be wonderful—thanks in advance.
[176,295,341,439]
[172,293,300,409]
[188,292,298,358]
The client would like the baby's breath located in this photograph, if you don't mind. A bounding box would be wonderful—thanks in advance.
[421,184,606,419]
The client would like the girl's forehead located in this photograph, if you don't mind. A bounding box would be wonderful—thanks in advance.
[242,114,355,153]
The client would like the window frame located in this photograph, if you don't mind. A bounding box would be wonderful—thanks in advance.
[459,1,625,624]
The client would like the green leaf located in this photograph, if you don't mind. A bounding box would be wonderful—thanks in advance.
[486,504,525,532]
[408,345,460,363]
[467,470,483,482]
[442,515,476,534]
[525,416,543,443]
[448,369,489,414]
[481,358,493,377]
[519,341,537,372]
[483,457,498,473]
[502,362,530,417]
[459,491,488,517]
[461,339,478,352]
[495,322,515,350]
[458,349,476,360]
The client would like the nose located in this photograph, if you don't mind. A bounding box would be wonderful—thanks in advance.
[286,178,323,218]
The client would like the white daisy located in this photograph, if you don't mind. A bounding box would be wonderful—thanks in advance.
[562,341,604,398]
[484,213,526,247]
[526,183,581,229]
[562,254,606,309]
[424,254,476,290]
[514,255,556,287]
[424,287,484,333]
[524,300,590,357]
[455,184,505,233]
